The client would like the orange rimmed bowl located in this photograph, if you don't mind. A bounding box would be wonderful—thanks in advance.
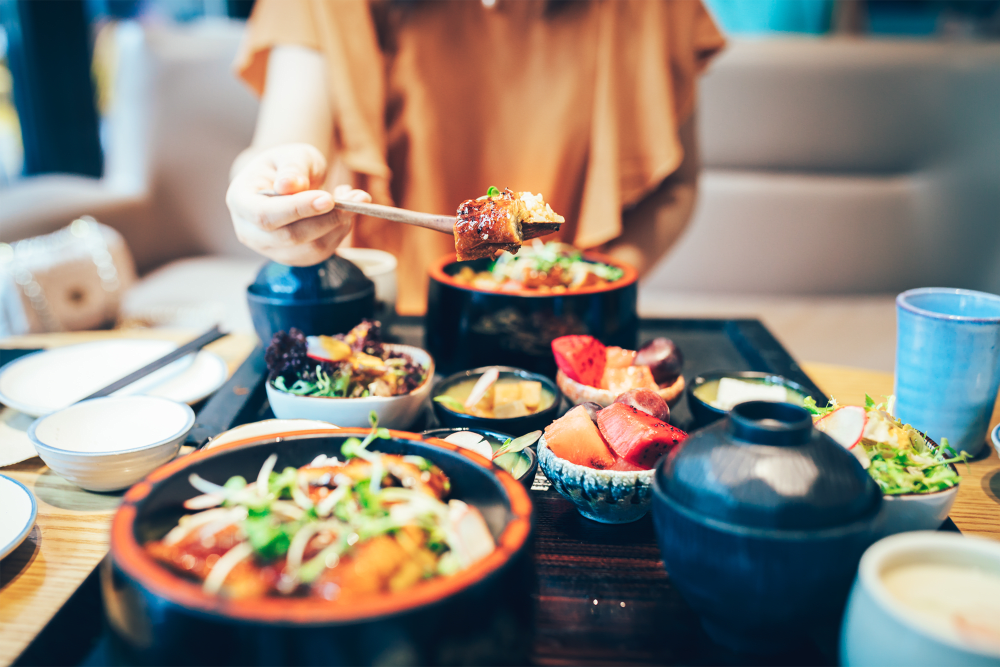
[425,252,639,378]
[105,428,534,666]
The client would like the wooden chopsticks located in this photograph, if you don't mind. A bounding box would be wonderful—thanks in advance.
[79,326,227,402]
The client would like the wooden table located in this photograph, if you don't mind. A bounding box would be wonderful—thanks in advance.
[0,335,997,666]
[0,330,256,667]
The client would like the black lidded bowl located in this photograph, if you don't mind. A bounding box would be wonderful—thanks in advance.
[105,428,534,666]
[686,370,824,428]
[425,252,638,378]
[247,256,375,343]
[651,401,882,654]
[432,366,563,434]
[423,427,539,491]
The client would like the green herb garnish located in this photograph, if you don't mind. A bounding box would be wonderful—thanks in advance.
[486,186,500,197]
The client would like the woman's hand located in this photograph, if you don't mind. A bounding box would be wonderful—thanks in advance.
[226,143,371,266]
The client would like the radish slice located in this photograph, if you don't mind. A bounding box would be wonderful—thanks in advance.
[815,406,867,449]
[444,431,494,462]
[464,367,500,409]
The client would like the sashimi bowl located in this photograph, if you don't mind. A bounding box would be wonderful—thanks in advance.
[537,435,654,524]
[105,427,534,666]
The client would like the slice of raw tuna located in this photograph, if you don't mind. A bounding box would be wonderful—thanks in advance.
[597,402,688,469]
[543,405,616,469]
[551,335,606,388]
[609,457,647,472]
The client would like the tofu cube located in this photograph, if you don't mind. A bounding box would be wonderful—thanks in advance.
[519,381,542,410]
[494,400,530,419]
[492,382,522,408]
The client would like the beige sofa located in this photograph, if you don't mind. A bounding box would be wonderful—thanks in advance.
[3,21,999,372]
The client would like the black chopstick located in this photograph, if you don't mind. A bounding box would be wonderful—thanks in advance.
[79,325,227,402]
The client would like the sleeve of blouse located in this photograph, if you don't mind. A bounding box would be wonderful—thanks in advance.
[573,0,724,251]
[233,0,322,97]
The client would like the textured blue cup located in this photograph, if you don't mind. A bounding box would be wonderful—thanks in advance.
[895,288,1000,456]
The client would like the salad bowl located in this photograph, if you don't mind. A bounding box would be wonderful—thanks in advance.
[266,344,434,429]
[872,435,960,538]
[104,428,534,666]
[425,250,639,377]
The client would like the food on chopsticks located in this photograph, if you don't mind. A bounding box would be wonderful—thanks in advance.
[543,390,688,471]
[552,335,685,406]
[146,417,495,600]
[693,377,809,411]
[440,430,540,480]
[881,561,1000,653]
[453,241,624,292]
[454,187,565,261]
[806,394,969,494]
[434,368,555,419]
[266,321,427,399]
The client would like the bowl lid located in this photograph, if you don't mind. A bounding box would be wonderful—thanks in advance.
[249,256,374,303]
[659,401,881,530]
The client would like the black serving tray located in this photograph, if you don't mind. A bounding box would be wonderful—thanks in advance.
[10,317,958,667]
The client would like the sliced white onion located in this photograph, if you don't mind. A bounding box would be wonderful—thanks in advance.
[162,507,243,546]
[257,454,278,497]
[464,368,499,409]
[203,542,254,595]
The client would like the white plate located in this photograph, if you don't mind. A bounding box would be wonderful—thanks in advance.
[0,340,229,417]
[0,474,37,560]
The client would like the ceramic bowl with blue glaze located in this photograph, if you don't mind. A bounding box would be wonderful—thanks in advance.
[537,436,654,524]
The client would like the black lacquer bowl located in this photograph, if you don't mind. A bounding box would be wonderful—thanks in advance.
[651,402,882,654]
[425,253,639,378]
[247,256,375,342]
[105,428,534,666]
[686,370,822,428]
[431,366,563,435]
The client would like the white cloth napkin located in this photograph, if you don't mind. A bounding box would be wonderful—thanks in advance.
[0,407,39,467]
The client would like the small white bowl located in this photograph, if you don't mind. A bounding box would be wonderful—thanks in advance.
[265,344,433,429]
[336,248,398,323]
[874,484,960,538]
[28,396,194,492]
[841,531,1000,666]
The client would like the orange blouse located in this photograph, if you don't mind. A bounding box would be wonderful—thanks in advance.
[235,0,724,314]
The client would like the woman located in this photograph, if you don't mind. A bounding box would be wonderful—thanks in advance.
[227,0,724,314]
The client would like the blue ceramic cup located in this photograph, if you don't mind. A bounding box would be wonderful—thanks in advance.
[895,288,1000,456]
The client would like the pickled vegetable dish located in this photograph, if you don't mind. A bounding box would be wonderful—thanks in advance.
[146,417,496,600]
[435,376,555,419]
[266,320,427,398]
[452,242,624,293]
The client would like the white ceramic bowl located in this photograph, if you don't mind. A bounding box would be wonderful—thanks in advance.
[872,438,961,538]
[265,344,433,429]
[28,396,194,492]
[336,247,398,323]
[841,531,1000,667]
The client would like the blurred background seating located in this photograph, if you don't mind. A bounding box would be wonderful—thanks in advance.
[1,2,999,373]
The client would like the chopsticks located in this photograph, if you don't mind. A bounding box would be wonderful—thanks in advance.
[79,325,227,402]
[257,191,562,239]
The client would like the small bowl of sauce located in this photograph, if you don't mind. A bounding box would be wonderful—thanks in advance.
[687,371,816,427]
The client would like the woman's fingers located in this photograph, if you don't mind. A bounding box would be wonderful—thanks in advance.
[271,144,328,194]
[230,189,334,232]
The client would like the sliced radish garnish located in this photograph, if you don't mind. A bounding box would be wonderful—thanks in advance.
[464,367,499,409]
[306,335,352,363]
[815,406,867,449]
[443,431,494,461]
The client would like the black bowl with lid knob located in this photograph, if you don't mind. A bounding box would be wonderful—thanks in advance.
[651,401,882,654]
[247,256,375,343]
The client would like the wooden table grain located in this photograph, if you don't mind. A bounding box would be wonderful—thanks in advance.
[0,341,997,666]
[0,330,256,667]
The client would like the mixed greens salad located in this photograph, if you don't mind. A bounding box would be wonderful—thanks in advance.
[266,321,427,399]
[806,394,969,495]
